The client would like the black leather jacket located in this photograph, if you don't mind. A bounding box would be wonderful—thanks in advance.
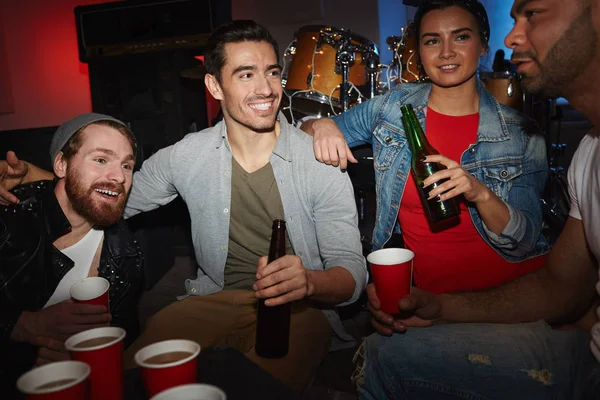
[0,180,143,392]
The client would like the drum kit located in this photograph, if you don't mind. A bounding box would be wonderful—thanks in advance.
[280,26,380,123]
[181,22,529,127]
[280,23,527,123]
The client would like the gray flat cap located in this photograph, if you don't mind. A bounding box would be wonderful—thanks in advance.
[49,113,129,163]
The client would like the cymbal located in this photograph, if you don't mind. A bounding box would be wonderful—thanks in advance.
[180,65,207,80]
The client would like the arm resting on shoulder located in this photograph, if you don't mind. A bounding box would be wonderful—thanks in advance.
[21,162,54,183]
[0,154,54,205]
[124,144,180,219]
[300,118,319,136]
[301,95,381,148]
[300,96,386,169]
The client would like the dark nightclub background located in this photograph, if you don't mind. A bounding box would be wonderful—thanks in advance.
[0,0,514,132]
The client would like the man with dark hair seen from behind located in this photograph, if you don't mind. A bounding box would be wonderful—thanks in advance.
[0,114,143,398]
[352,1,600,399]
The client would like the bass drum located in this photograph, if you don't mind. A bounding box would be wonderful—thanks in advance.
[480,72,524,111]
[279,94,342,126]
[283,25,379,115]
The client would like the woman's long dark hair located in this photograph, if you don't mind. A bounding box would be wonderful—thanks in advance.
[414,0,491,52]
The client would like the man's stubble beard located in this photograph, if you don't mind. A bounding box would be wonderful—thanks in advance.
[522,7,597,98]
[221,87,280,133]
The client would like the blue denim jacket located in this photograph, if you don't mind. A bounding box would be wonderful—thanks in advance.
[333,81,550,262]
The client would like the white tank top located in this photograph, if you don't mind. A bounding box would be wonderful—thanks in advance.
[43,228,105,308]
[568,131,600,362]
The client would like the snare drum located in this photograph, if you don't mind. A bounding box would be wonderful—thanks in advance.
[283,25,379,111]
[480,72,524,111]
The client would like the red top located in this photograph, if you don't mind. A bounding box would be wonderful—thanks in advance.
[399,107,545,294]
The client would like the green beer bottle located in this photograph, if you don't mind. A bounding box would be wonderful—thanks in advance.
[400,104,460,224]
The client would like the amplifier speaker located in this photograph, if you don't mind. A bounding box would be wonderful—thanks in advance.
[87,49,208,161]
[78,0,232,160]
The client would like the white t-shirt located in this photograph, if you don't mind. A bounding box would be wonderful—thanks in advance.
[567,130,600,361]
[43,228,104,308]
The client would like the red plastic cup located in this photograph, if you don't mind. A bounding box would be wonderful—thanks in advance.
[70,277,109,308]
[367,248,415,315]
[65,327,126,400]
[16,360,90,400]
[135,339,201,398]
[150,384,227,400]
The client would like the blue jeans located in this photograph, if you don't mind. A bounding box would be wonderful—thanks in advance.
[356,321,595,400]
[580,360,600,400]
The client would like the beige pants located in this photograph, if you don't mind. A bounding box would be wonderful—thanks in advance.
[125,290,331,392]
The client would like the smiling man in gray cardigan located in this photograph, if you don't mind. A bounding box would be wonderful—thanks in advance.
[117,20,366,391]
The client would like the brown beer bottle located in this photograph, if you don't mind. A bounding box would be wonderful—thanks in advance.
[255,219,291,358]
[400,104,460,224]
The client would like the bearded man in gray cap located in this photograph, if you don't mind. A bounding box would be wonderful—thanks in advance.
[0,113,143,397]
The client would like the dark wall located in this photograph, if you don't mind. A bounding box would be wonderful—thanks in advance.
[80,0,232,159]
[88,49,209,161]
[0,127,56,172]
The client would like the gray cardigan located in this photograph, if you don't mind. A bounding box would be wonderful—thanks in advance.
[124,114,367,306]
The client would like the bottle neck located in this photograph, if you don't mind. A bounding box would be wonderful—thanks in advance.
[268,220,287,263]
[402,111,427,154]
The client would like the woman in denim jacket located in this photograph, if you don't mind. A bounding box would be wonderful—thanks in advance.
[303,0,549,330]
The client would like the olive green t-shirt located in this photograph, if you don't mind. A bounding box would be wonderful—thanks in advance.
[224,158,294,290]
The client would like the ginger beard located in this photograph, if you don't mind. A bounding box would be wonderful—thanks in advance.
[65,166,127,227]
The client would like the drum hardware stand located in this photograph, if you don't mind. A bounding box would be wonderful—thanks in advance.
[365,54,379,99]
[281,41,296,89]
[306,72,313,87]
[282,26,380,120]
[320,30,355,111]
[522,91,569,243]
[357,189,367,224]
[507,78,515,98]
[539,103,570,243]
[336,49,355,112]
[351,155,376,258]
[548,105,566,167]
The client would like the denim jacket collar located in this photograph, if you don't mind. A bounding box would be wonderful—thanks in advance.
[476,80,512,141]
[394,80,511,142]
